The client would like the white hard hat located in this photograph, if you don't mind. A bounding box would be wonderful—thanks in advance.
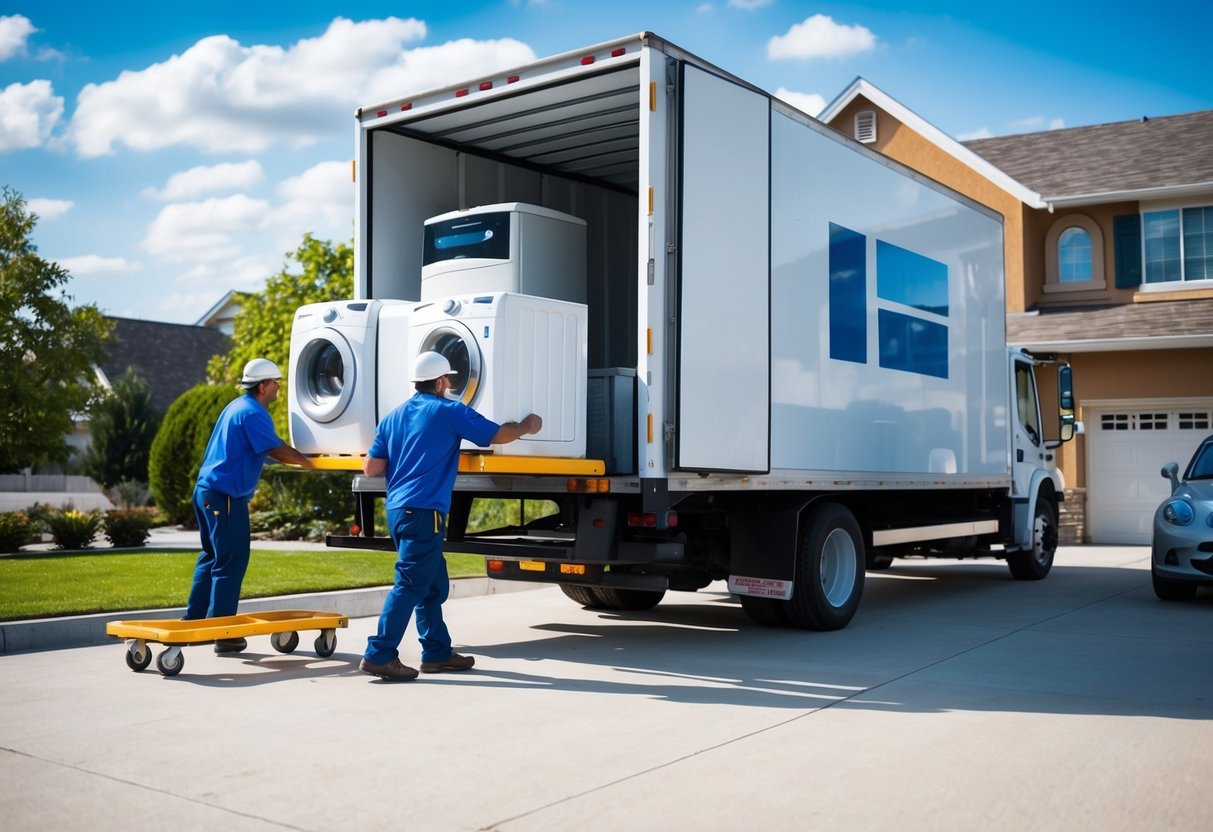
[411,351,456,383]
[240,358,283,387]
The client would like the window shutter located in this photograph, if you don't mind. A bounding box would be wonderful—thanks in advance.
[1113,213,1142,288]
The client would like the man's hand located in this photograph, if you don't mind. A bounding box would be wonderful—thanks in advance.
[491,413,543,445]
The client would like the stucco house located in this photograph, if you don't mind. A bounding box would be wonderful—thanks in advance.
[820,82,1213,544]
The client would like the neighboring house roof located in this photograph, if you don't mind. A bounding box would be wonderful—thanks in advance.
[1008,298,1213,352]
[964,109,1213,208]
[97,317,230,414]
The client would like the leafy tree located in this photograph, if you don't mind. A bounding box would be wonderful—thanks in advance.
[148,383,240,525]
[81,366,161,489]
[0,187,113,473]
[207,233,353,436]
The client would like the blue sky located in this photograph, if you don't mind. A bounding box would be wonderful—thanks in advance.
[2,0,1209,323]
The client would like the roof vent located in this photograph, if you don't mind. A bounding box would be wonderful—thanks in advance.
[854,110,877,144]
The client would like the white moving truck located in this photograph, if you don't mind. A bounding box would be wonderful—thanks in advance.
[304,32,1076,630]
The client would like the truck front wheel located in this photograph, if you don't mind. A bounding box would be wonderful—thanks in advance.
[785,503,864,631]
[1007,499,1057,580]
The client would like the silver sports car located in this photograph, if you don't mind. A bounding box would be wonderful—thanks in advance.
[1152,433,1213,600]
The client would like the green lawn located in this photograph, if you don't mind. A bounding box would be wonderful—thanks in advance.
[0,549,487,621]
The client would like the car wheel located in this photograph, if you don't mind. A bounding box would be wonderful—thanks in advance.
[1151,567,1198,601]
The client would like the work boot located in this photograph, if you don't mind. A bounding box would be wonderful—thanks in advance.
[420,652,475,673]
[359,658,419,681]
[214,637,247,654]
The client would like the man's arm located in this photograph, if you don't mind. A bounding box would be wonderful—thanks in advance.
[363,456,387,477]
[491,413,542,445]
[266,444,314,468]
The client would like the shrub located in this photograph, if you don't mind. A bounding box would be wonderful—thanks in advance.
[0,511,38,553]
[109,479,152,509]
[47,508,103,550]
[149,384,241,526]
[103,508,155,547]
[249,468,356,541]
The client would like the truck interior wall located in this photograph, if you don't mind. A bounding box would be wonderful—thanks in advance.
[366,131,638,370]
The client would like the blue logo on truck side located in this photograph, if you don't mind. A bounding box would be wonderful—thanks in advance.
[828,222,949,379]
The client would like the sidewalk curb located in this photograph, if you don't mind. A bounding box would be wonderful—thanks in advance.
[0,578,543,655]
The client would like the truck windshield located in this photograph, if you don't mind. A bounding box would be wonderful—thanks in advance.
[423,212,511,264]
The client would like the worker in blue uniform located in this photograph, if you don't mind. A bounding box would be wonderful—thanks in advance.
[185,358,313,653]
[359,351,542,681]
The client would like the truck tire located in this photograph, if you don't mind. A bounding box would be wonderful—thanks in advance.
[785,503,864,631]
[739,595,790,627]
[1007,499,1057,580]
[560,584,603,608]
[595,587,665,611]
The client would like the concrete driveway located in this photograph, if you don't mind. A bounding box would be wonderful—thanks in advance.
[1,545,1211,831]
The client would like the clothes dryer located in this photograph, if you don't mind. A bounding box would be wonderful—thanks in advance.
[289,299,406,456]
[409,292,587,457]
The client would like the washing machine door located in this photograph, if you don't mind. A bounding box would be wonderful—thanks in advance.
[417,321,481,407]
[295,329,356,423]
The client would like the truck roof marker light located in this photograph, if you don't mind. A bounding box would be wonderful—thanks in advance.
[507,75,520,83]
[611,48,626,57]
[580,55,595,65]
[376,110,387,117]
[455,88,469,98]
[400,102,412,111]
[479,81,493,91]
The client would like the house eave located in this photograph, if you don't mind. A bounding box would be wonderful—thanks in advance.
[1009,334,1213,353]
[1044,180,1213,210]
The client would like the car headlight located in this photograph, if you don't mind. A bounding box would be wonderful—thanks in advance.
[1161,499,1194,526]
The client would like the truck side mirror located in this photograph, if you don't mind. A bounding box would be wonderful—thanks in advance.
[1057,363,1075,443]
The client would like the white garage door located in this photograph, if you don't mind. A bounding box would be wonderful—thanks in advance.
[1086,401,1213,544]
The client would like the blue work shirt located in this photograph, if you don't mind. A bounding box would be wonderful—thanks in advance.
[369,393,500,514]
[195,393,284,499]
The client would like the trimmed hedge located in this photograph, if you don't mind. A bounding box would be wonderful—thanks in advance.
[148,384,241,525]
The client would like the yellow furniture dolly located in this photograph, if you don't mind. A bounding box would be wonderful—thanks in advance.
[106,610,349,677]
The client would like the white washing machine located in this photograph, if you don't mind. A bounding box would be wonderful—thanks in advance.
[409,292,587,458]
[288,299,407,456]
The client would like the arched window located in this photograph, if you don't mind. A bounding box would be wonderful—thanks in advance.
[1045,214,1105,293]
[1058,227,1092,282]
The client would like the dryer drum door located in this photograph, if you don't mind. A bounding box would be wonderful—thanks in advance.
[417,323,481,407]
[295,330,355,424]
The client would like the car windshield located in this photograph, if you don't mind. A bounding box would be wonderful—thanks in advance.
[1185,437,1213,481]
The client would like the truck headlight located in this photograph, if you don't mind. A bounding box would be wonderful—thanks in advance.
[1162,499,1194,526]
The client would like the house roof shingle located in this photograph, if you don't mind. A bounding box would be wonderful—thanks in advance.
[1007,298,1213,351]
[99,318,230,414]
[963,109,1213,200]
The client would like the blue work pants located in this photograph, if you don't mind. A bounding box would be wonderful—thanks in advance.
[364,507,453,665]
[185,487,251,619]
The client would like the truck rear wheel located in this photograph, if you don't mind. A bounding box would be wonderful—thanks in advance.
[559,584,602,607]
[595,587,665,611]
[1007,499,1057,580]
[739,595,790,627]
[785,503,864,630]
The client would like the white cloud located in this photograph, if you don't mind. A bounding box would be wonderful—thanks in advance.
[27,197,73,220]
[696,3,715,12]
[768,14,877,61]
[1007,115,1067,135]
[774,87,825,117]
[957,127,993,141]
[0,80,63,151]
[66,17,535,157]
[144,160,264,201]
[0,14,35,61]
[728,0,773,9]
[141,194,271,263]
[57,254,138,276]
[268,160,354,245]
